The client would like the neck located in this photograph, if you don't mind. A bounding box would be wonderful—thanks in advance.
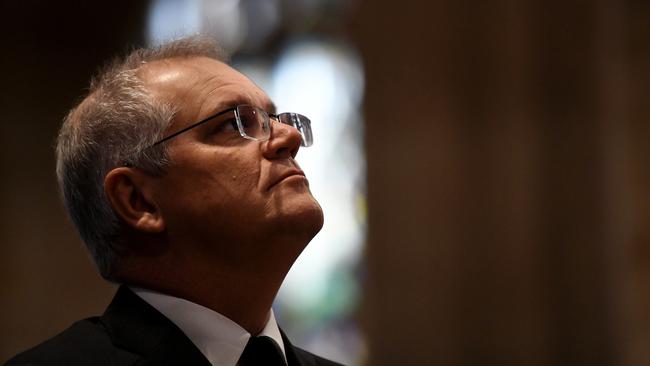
[172,265,284,335]
[119,243,295,335]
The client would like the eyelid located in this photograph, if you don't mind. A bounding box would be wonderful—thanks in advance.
[193,108,233,133]
[200,114,238,140]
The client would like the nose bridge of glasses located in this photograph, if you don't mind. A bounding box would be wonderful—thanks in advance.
[269,113,283,125]
[269,113,294,137]
[274,112,312,147]
[272,112,298,129]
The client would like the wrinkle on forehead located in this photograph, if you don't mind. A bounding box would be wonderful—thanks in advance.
[199,82,272,114]
[136,56,274,130]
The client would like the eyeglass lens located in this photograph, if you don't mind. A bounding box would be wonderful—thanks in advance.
[236,105,313,147]
[236,106,270,140]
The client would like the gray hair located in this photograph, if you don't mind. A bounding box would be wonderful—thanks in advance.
[56,36,226,280]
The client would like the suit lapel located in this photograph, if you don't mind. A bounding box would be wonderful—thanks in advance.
[281,328,316,366]
[280,329,345,366]
[99,286,340,365]
[100,285,211,365]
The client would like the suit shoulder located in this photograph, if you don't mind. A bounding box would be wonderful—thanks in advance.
[4,317,139,366]
[293,346,346,366]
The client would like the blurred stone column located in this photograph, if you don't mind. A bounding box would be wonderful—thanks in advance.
[0,1,149,361]
[349,0,648,365]
[617,2,650,365]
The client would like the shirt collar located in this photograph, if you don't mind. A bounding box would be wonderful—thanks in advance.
[129,286,286,366]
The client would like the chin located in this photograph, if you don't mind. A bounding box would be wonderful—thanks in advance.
[269,191,324,241]
[297,197,325,236]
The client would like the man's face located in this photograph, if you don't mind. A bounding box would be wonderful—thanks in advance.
[138,57,323,268]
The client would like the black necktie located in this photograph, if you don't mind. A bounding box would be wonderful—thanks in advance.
[238,335,287,366]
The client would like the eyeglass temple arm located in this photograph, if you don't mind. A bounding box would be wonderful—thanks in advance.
[152,107,236,147]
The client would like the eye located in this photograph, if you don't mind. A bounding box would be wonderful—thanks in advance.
[208,112,239,136]
[220,119,239,132]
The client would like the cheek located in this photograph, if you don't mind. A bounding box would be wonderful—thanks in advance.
[183,148,264,204]
[158,144,267,218]
[213,154,262,196]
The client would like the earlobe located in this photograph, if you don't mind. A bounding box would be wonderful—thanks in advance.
[104,168,165,234]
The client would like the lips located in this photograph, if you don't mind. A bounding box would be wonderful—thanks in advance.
[269,168,306,190]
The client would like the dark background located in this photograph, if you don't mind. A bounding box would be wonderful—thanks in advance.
[2,1,649,365]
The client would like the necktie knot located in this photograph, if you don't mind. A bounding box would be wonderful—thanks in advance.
[238,335,286,366]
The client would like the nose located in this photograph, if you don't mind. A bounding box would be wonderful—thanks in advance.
[262,119,303,159]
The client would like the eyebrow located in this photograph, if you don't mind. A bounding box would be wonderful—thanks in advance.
[268,101,278,115]
[209,97,277,116]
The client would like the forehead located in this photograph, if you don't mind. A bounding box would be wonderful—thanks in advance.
[138,56,273,127]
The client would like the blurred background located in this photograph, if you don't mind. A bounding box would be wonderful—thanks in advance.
[1,1,648,365]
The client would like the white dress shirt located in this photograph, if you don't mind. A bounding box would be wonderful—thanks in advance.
[130,286,286,366]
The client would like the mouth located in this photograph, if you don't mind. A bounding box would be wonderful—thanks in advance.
[269,169,307,190]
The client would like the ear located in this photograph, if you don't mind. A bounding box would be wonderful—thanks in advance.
[104,167,165,234]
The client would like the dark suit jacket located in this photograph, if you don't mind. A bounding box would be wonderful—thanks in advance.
[5,286,343,366]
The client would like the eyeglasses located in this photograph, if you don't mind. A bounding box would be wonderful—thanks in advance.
[152,104,313,147]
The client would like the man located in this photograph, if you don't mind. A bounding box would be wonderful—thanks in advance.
[6,36,342,366]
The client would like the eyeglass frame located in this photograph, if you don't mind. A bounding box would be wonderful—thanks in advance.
[122,104,312,168]
[150,104,312,148]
